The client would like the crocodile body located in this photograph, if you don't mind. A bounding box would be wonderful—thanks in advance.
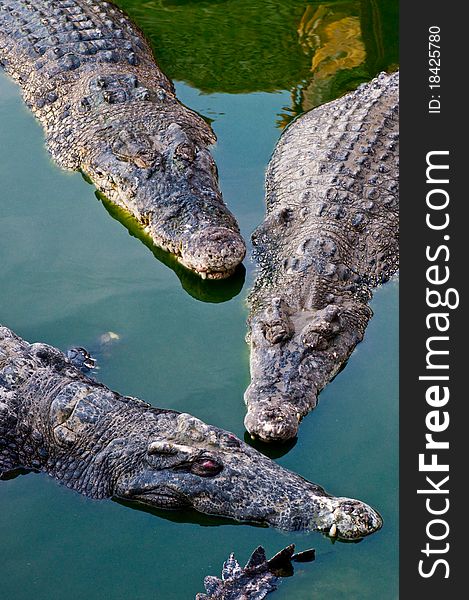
[0,325,382,541]
[0,0,245,279]
[196,544,315,600]
[245,72,399,442]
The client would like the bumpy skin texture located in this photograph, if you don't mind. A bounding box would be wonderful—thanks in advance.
[196,544,315,600]
[0,0,245,278]
[0,325,382,541]
[245,72,399,442]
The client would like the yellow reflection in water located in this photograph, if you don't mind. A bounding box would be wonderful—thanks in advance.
[279,3,367,125]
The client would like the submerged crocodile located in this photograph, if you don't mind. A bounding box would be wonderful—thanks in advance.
[245,71,399,442]
[196,544,315,600]
[0,0,245,279]
[0,325,382,541]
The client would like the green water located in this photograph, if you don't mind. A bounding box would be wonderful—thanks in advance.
[0,1,398,598]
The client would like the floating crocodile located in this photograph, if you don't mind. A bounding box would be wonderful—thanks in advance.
[245,71,399,442]
[0,325,382,541]
[196,544,315,600]
[0,0,245,279]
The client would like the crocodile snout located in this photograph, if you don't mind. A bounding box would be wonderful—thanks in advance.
[244,402,300,442]
[182,226,246,279]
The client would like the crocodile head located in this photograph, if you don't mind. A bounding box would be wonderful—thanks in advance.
[80,77,245,279]
[114,412,382,541]
[244,297,371,442]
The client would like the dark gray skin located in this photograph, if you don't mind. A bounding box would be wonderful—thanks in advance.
[196,544,315,600]
[245,72,399,442]
[0,0,245,279]
[0,325,382,541]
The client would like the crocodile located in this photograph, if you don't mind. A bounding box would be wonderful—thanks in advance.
[196,544,315,600]
[245,71,399,442]
[0,0,245,279]
[0,325,382,541]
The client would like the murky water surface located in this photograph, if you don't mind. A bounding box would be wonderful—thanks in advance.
[0,1,398,598]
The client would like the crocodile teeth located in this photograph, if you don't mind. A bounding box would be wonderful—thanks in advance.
[329,523,338,538]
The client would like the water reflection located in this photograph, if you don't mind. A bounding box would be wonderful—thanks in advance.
[244,432,298,459]
[115,497,263,528]
[282,0,398,124]
[0,468,33,481]
[116,0,398,121]
[99,192,246,303]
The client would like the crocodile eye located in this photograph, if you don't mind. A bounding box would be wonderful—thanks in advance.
[301,329,328,350]
[190,458,223,477]
[225,433,241,448]
[262,321,292,345]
